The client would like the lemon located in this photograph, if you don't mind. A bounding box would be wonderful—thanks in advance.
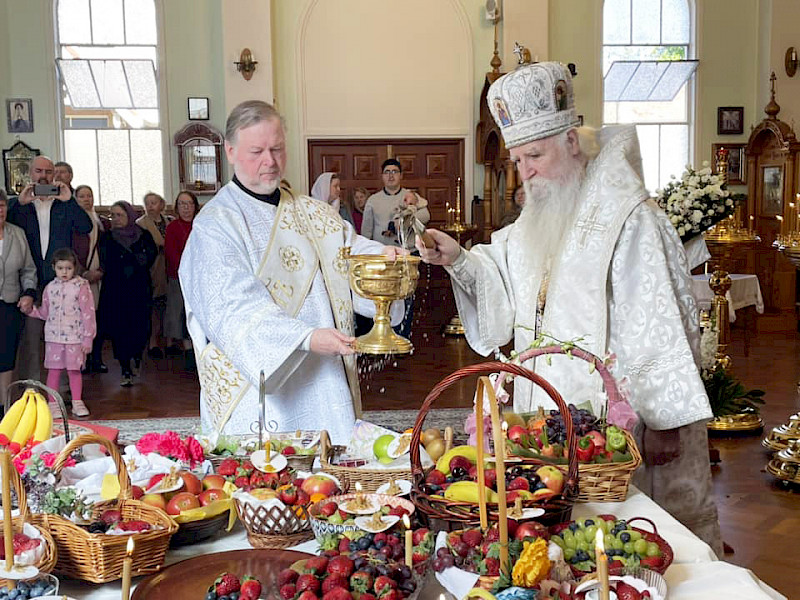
[373,434,395,461]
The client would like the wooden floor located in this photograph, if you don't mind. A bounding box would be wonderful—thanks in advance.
[79,301,799,597]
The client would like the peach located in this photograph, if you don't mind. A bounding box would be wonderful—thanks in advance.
[202,474,226,490]
[166,491,200,515]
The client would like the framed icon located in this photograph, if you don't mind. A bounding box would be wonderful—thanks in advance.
[6,98,33,134]
[717,106,744,135]
[188,97,209,121]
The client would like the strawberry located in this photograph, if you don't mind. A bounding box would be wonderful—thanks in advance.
[234,475,250,488]
[217,458,239,477]
[321,502,338,517]
[240,460,255,475]
[379,589,402,600]
[425,469,446,485]
[482,557,500,576]
[373,575,397,596]
[249,471,266,488]
[305,555,329,575]
[277,568,299,586]
[322,588,353,600]
[99,510,122,525]
[373,532,388,544]
[641,592,651,599]
[508,476,530,491]
[326,555,355,578]
[296,574,320,594]
[118,520,150,532]
[322,574,349,594]
[411,528,430,546]
[350,570,374,593]
[279,583,297,599]
[282,445,297,455]
[211,572,241,597]
[296,489,311,506]
[361,595,377,600]
[446,532,463,547]
[484,527,500,543]
[338,508,349,520]
[461,529,483,548]
[412,549,428,564]
[297,591,318,600]
[323,549,340,558]
[615,581,642,600]
[639,556,663,570]
[240,575,262,600]
[338,537,351,553]
[387,506,408,518]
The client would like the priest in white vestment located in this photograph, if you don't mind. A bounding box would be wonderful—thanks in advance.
[417,63,722,555]
[180,101,402,444]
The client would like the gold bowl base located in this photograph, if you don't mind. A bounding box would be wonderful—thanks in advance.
[707,413,764,433]
[354,323,413,355]
[442,314,466,336]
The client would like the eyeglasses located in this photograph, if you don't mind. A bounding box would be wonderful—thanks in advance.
[382,170,401,175]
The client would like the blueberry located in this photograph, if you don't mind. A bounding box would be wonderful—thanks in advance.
[7,590,18,600]
[583,519,594,526]
[568,523,579,532]
[358,537,371,550]
[620,532,631,543]
[218,596,229,600]
[375,540,385,549]
[349,541,358,551]
[230,593,240,600]
[205,592,217,600]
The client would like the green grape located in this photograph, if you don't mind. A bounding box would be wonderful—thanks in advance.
[629,530,643,542]
[604,533,616,549]
[584,525,598,543]
[551,535,566,549]
[623,541,635,555]
[612,538,624,551]
[562,530,576,548]
[597,518,610,533]
[646,542,661,557]
[577,540,590,553]
[563,547,576,561]
[633,539,648,556]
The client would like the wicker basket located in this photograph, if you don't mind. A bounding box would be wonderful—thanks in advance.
[506,346,641,503]
[0,465,58,588]
[31,434,178,584]
[410,358,580,530]
[319,430,411,492]
[169,511,230,547]
[233,495,313,550]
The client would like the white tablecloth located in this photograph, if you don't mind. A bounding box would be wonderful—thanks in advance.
[691,273,764,322]
[61,486,786,600]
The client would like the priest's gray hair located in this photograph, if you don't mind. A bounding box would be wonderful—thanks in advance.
[225,100,287,145]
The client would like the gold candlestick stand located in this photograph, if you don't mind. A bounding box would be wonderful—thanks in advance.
[442,177,477,336]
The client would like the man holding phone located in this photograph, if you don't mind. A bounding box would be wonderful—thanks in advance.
[8,156,92,380]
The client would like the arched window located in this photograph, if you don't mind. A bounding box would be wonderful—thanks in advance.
[603,0,696,193]
[55,0,164,205]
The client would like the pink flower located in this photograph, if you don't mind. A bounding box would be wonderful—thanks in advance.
[186,437,204,466]
[136,433,162,454]
[12,457,24,474]
[41,453,58,469]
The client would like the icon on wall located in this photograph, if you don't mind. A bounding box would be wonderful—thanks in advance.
[6,98,33,134]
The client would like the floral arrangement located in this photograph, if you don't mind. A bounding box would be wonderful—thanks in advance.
[655,162,736,243]
[136,431,205,468]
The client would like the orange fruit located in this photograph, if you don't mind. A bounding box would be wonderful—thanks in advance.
[309,492,326,505]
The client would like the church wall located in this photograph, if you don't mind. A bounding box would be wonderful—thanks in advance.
[768,0,800,128]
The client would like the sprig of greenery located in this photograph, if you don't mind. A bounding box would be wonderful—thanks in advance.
[41,488,93,521]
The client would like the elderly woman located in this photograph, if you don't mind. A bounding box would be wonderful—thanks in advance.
[311,172,354,226]
[73,185,108,373]
[0,190,36,407]
[164,191,199,367]
[351,187,368,234]
[136,192,173,360]
[98,201,157,386]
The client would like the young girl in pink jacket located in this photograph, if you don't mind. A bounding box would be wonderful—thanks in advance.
[23,248,96,418]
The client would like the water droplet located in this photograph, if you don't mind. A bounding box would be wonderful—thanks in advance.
[379,387,385,393]
[392,362,397,368]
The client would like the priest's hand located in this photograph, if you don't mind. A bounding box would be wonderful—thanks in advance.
[382,246,409,260]
[310,328,356,356]
[643,426,681,466]
[415,229,461,266]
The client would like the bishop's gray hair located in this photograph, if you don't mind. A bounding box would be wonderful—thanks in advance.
[225,100,287,145]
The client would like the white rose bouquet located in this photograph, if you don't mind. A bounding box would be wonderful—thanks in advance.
[655,162,736,243]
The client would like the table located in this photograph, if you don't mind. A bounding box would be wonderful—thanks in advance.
[63,486,785,600]
[690,273,764,323]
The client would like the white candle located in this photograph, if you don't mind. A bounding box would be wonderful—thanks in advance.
[1,452,13,573]
[121,536,135,600]
[403,514,412,567]
[595,529,609,600]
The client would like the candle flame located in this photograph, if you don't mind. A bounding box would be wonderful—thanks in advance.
[501,421,508,433]
[402,514,411,529]
[355,482,363,492]
[126,536,135,556]
[777,216,784,221]
[595,528,604,553]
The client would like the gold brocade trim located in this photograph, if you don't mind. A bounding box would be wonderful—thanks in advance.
[280,246,304,272]
[198,343,250,433]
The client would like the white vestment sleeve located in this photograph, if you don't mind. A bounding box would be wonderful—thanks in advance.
[180,208,315,394]
[608,203,713,430]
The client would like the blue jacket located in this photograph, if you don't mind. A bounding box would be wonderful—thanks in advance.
[7,196,93,294]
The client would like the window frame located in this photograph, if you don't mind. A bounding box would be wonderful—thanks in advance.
[53,0,170,206]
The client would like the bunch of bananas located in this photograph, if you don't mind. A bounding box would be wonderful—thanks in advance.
[0,388,53,454]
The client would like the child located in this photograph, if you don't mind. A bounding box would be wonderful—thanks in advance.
[22,248,96,418]
[388,190,430,251]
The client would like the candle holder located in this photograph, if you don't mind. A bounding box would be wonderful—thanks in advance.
[442,177,477,336]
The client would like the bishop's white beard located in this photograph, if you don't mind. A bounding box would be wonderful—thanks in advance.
[515,164,585,278]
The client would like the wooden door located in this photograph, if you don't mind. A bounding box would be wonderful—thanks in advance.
[307,138,465,227]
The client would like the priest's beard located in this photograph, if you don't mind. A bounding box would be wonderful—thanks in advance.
[515,162,585,279]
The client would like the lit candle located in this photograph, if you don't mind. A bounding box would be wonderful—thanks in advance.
[488,399,508,574]
[355,481,363,503]
[1,451,13,573]
[778,215,785,238]
[475,380,488,530]
[595,529,610,600]
[403,514,413,567]
[121,536,134,600]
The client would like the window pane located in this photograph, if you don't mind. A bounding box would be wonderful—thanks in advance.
[661,0,690,44]
[61,46,157,60]
[619,62,669,101]
[603,0,631,45]
[58,60,102,108]
[98,130,132,204]
[91,60,133,108]
[631,0,661,44]
[636,124,660,193]
[91,0,125,44]
[64,130,99,202]
[607,87,688,123]
[130,130,164,204]
[58,0,91,44]
[659,124,689,189]
[123,60,158,108]
[124,0,157,44]
[604,61,638,100]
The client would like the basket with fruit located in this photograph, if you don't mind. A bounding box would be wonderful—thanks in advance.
[29,434,178,584]
[205,430,321,473]
[1,382,68,456]
[549,515,673,576]
[502,346,642,502]
[308,493,415,543]
[0,465,57,589]
[411,361,579,529]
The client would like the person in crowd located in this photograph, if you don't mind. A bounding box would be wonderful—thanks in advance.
[53,162,74,194]
[8,156,92,381]
[136,192,173,360]
[0,190,36,409]
[164,191,199,369]
[311,172,354,226]
[417,61,722,555]
[179,100,404,442]
[499,184,525,228]
[98,201,157,387]
[351,187,368,234]
[73,185,108,373]
[22,248,95,418]
[362,159,426,246]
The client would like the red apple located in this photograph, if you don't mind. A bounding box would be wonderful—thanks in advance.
[449,455,472,473]
[514,521,549,542]
[147,473,166,490]
[535,465,564,494]
[507,425,528,444]
[166,491,201,515]
[202,474,226,490]
[198,488,228,506]
[178,471,202,495]
[131,485,144,500]
[508,476,530,491]
[300,475,338,498]
[279,485,299,506]
[141,493,166,511]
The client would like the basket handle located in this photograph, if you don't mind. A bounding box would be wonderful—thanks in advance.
[626,516,659,536]
[5,380,71,444]
[52,433,132,499]
[7,462,30,523]
[409,360,579,492]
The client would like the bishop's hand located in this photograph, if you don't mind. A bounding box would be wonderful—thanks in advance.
[310,328,356,356]
[415,228,461,266]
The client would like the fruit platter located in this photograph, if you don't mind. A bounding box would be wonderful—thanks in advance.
[309,493,414,541]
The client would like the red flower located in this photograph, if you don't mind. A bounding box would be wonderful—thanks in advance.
[41,453,58,468]
[187,436,204,467]
[136,433,162,454]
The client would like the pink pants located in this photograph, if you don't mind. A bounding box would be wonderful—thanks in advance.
[46,369,83,404]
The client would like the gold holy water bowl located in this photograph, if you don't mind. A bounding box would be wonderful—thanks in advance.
[767,440,800,484]
[342,248,421,355]
[762,420,800,452]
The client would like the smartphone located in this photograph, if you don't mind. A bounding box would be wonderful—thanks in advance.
[33,184,60,197]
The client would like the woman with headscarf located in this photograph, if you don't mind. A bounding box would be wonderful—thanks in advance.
[72,185,109,373]
[97,201,157,386]
[311,172,354,226]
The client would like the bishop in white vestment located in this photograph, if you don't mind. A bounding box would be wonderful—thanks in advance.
[418,63,722,555]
